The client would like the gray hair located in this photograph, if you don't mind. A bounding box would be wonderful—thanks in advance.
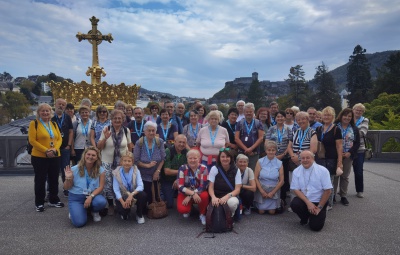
[110,109,126,121]
[264,140,278,151]
[236,100,245,107]
[244,102,255,111]
[187,149,201,158]
[295,111,309,121]
[209,104,218,110]
[80,98,92,107]
[114,100,126,109]
[144,121,157,130]
[236,154,249,162]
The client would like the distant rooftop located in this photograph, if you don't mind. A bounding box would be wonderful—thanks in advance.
[0,116,36,136]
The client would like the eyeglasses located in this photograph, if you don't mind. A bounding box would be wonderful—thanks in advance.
[285,112,294,115]
[99,110,108,113]
[219,148,231,152]
[151,108,158,111]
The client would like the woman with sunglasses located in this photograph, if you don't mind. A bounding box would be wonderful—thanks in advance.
[183,110,203,149]
[90,105,111,146]
[146,104,159,123]
[265,110,293,204]
[284,108,298,132]
[208,149,241,217]
[196,110,229,170]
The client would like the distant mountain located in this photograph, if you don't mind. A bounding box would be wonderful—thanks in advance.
[322,50,400,91]
[210,50,400,101]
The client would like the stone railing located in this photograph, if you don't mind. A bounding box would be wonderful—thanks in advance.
[1,130,399,170]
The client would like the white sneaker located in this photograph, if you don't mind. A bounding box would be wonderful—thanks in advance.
[68,213,71,220]
[92,212,101,222]
[136,215,145,224]
[244,208,251,215]
[288,207,293,212]
[357,192,364,198]
[183,213,190,218]
[326,205,333,211]
[199,214,206,225]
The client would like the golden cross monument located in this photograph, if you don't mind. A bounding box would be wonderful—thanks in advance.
[76,16,113,85]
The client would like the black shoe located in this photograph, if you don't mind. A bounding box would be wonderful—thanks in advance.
[333,196,336,204]
[341,197,349,206]
[36,205,45,212]
[63,190,69,197]
[48,202,65,208]
[300,219,308,226]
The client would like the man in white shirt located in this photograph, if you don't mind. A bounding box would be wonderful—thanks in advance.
[290,150,332,231]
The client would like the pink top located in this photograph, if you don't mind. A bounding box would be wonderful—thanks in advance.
[196,125,229,158]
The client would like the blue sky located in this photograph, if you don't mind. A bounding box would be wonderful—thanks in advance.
[0,0,399,98]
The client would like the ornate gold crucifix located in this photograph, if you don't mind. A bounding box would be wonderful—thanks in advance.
[76,16,113,85]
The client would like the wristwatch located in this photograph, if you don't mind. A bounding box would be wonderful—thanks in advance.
[229,193,233,198]
[317,205,323,210]
[90,194,95,198]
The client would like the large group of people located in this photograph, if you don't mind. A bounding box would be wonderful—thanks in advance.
[28,98,369,231]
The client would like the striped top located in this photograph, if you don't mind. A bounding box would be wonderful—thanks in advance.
[291,127,316,153]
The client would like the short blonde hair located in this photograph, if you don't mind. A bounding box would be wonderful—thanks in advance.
[295,111,309,122]
[120,151,134,164]
[264,140,278,151]
[36,103,53,120]
[78,105,91,114]
[353,103,366,112]
[321,106,335,119]
[206,110,221,122]
[236,154,249,162]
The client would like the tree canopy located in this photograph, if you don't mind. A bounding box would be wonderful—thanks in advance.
[346,45,373,107]
[373,51,400,97]
[314,62,341,112]
[247,78,265,110]
[0,91,31,123]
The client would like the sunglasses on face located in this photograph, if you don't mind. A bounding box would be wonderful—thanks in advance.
[99,110,107,113]
[286,112,294,115]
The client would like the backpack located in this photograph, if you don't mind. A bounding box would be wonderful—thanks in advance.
[27,120,58,154]
[205,203,233,233]
[137,136,162,148]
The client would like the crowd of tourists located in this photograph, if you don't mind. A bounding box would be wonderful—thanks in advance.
[28,98,369,231]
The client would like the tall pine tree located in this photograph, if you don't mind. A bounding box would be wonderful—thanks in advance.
[314,62,341,112]
[374,51,400,97]
[247,78,265,110]
[346,45,373,107]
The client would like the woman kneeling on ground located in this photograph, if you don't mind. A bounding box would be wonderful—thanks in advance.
[64,146,107,227]
[254,141,284,215]
[208,149,242,218]
[177,149,209,225]
[113,152,147,224]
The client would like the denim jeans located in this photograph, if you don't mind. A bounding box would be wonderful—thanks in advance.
[160,180,176,209]
[352,153,365,192]
[68,192,107,228]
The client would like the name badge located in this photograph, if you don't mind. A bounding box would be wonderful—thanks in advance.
[245,137,248,142]
[50,141,54,147]
[61,132,64,138]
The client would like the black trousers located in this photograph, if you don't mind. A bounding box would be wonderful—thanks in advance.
[115,191,147,218]
[31,156,61,206]
[290,196,328,231]
[239,189,254,209]
[143,181,160,205]
[280,157,290,200]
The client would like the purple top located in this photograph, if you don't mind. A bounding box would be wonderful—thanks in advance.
[133,137,166,182]
[235,118,264,153]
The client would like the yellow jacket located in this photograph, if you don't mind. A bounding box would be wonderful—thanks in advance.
[28,120,62,158]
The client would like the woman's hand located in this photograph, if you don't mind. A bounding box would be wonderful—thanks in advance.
[192,193,201,204]
[182,195,191,206]
[211,196,220,206]
[219,194,229,205]
[267,191,275,199]
[84,196,92,208]
[46,149,56,158]
[148,161,157,168]
[152,171,160,181]
[103,127,112,140]
[64,165,73,179]
[71,149,76,156]
[261,191,269,198]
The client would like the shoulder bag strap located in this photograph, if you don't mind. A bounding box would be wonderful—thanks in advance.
[217,167,234,191]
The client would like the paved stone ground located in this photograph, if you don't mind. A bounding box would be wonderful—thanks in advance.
[0,160,399,255]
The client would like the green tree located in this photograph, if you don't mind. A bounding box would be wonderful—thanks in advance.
[314,62,341,112]
[1,91,31,122]
[247,78,265,110]
[369,110,400,152]
[374,51,400,97]
[19,80,36,104]
[364,93,400,125]
[288,65,305,106]
[346,45,373,107]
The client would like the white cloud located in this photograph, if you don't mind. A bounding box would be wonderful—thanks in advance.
[0,0,399,98]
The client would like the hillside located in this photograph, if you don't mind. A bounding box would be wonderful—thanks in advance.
[210,50,400,101]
